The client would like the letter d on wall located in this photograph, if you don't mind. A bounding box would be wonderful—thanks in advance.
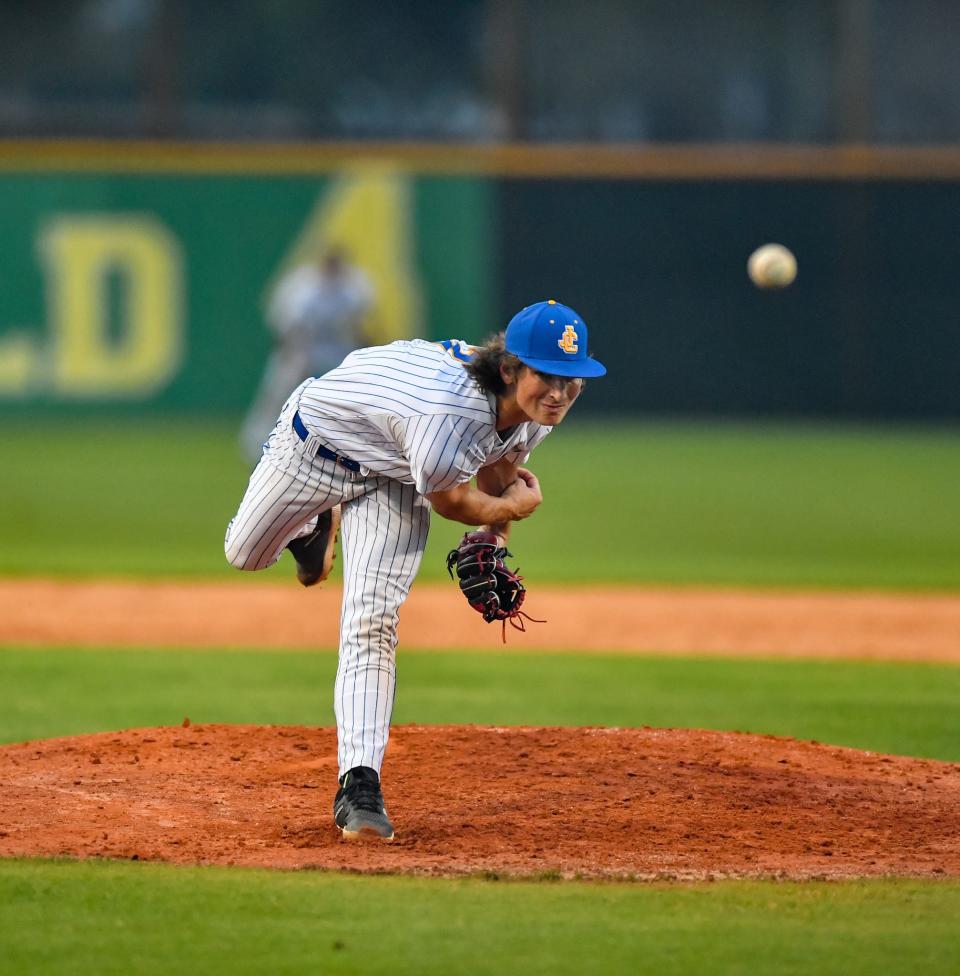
[40,216,184,397]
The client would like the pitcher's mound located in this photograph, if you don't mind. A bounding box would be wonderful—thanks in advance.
[1,724,958,880]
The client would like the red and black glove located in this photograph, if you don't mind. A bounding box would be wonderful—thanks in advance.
[445,532,541,639]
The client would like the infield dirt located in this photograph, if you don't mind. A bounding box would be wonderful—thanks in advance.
[3,579,960,661]
[1,723,958,880]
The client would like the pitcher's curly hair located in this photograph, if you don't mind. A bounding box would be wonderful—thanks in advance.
[464,333,589,396]
[463,333,523,396]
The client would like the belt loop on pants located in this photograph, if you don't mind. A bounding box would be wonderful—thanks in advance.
[292,410,361,473]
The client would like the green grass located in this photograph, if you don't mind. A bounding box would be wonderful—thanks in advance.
[1,860,958,976]
[2,647,958,760]
[3,416,960,587]
[1,418,246,579]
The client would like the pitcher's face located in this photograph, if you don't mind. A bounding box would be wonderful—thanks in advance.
[512,367,583,425]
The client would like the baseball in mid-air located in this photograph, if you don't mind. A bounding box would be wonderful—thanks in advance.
[747,243,797,289]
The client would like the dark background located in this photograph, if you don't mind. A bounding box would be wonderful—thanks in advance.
[497,179,960,418]
[4,0,959,144]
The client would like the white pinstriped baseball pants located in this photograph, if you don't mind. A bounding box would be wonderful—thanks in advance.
[224,386,431,776]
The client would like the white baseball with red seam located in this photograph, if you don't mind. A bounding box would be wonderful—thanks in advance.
[747,243,797,289]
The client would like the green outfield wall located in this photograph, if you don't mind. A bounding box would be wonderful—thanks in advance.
[2,144,959,418]
[0,168,494,413]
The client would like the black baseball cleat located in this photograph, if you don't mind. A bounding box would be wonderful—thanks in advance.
[286,505,341,587]
[334,766,395,841]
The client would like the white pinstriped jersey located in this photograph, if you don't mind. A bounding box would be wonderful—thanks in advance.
[296,338,552,494]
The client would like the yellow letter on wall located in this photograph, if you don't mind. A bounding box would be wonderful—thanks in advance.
[266,167,423,346]
[40,216,183,397]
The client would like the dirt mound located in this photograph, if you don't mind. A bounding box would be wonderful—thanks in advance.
[2,724,958,880]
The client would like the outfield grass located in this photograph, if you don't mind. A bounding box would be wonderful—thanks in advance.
[2,647,958,760]
[3,417,959,587]
[1,860,958,976]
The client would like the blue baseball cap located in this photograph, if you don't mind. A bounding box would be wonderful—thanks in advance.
[504,300,607,378]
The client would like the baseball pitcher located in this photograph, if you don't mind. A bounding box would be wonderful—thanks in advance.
[224,300,606,840]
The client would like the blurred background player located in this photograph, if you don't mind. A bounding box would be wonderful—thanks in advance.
[240,248,375,461]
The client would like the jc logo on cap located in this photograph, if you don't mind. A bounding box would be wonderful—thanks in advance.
[557,325,579,355]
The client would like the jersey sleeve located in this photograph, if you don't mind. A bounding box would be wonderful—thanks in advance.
[396,413,489,495]
[436,339,475,363]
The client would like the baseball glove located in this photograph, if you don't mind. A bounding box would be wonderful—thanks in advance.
[445,531,544,641]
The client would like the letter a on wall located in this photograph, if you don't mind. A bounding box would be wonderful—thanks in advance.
[265,166,423,345]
